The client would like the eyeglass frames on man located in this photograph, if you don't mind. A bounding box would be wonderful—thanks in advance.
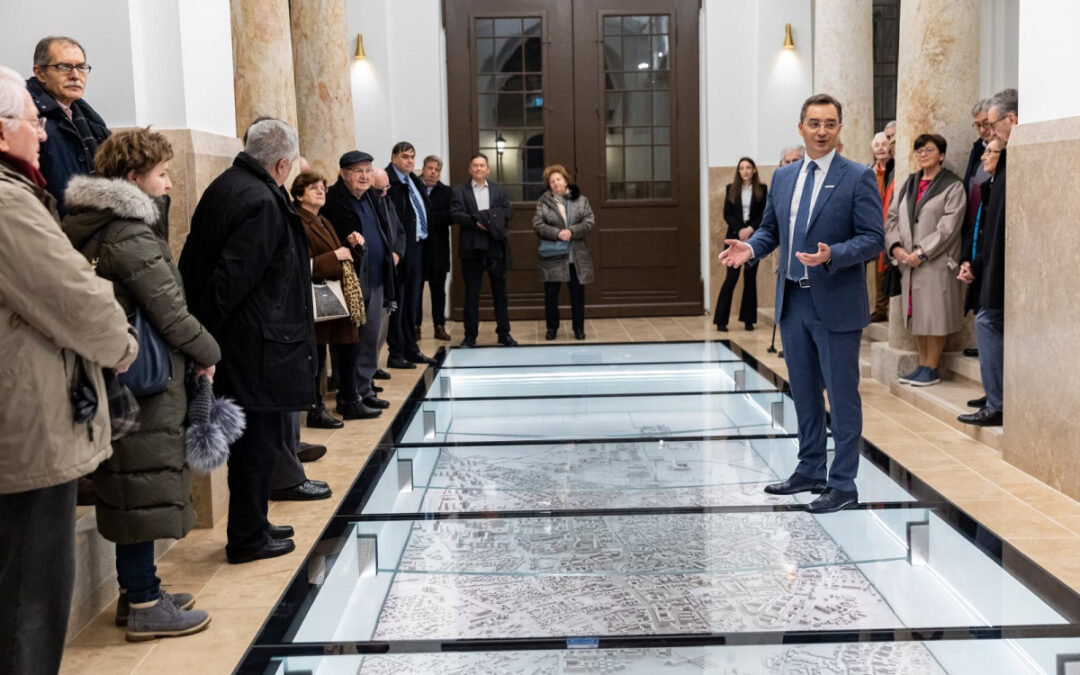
[1,116,47,131]
[43,62,92,74]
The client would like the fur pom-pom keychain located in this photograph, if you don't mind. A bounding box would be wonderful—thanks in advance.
[185,374,245,473]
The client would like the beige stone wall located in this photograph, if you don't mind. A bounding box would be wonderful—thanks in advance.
[814,0,875,165]
[1002,116,1080,500]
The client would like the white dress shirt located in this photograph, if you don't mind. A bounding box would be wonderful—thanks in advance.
[471,180,490,212]
[786,148,836,278]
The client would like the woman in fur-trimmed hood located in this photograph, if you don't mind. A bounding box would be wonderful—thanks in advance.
[62,129,219,639]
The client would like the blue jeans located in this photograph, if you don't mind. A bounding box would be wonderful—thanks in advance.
[975,308,1004,413]
[115,541,160,604]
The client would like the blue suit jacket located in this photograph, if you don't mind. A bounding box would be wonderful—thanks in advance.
[747,154,884,332]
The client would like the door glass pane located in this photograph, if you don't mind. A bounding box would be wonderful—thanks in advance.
[476,16,545,201]
[603,14,673,201]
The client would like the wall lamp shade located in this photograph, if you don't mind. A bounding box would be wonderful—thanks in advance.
[355,34,366,60]
[495,134,506,155]
[783,23,795,49]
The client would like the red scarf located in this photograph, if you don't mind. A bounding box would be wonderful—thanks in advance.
[0,150,48,189]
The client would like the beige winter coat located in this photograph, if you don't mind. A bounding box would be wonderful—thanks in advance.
[0,160,137,494]
[884,168,966,336]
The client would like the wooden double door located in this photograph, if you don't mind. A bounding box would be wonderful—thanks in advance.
[445,0,701,320]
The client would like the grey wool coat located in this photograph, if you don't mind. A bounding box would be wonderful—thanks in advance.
[63,176,221,545]
[531,185,596,284]
[884,168,966,336]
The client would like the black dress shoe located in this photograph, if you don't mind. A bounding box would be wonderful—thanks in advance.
[297,442,327,463]
[716,324,728,332]
[967,395,987,408]
[460,338,476,348]
[372,384,384,393]
[573,329,586,340]
[807,488,859,514]
[337,400,382,420]
[407,352,437,365]
[373,368,391,380]
[763,473,827,495]
[226,537,295,564]
[545,328,558,340]
[270,479,332,501]
[744,322,755,331]
[306,478,329,489]
[267,523,294,539]
[386,356,416,369]
[362,395,390,409]
[963,348,979,357]
[498,334,518,346]
[306,407,343,430]
[957,407,1002,426]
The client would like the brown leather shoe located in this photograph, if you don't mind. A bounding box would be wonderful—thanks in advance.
[433,325,452,341]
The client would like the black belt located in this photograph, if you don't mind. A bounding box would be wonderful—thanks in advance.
[786,278,811,289]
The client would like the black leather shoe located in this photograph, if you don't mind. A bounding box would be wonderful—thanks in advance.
[716,324,728,332]
[386,356,416,369]
[807,488,859,514]
[573,329,586,340]
[337,400,382,420]
[306,478,329,490]
[957,407,1002,426]
[372,384,384,393]
[270,480,332,501]
[460,338,476,348]
[963,348,979,357]
[362,395,390,409]
[763,473,827,495]
[297,442,327,463]
[967,395,987,408]
[373,368,391,380]
[498,334,518,347]
[407,352,436,365]
[744,322,755,331]
[226,537,295,564]
[545,329,558,340]
[267,523,294,539]
[306,408,343,430]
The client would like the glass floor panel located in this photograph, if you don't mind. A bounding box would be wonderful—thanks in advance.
[400,391,795,444]
[239,341,1080,673]
[428,361,779,398]
[359,438,914,515]
[267,638,1080,675]
[441,341,739,368]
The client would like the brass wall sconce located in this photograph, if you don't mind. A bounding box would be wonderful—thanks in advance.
[783,23,795,49]
[355,34,366,60]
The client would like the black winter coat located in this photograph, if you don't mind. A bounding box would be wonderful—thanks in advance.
[425,181,453,275]
[26,77,110,214]
[450,179,513,263]
[974,149,1007,311]
[385,165,431,262]
[321,180,398,306]
[178,153,317,411]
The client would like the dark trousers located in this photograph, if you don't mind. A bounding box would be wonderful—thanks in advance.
[227,410,287,553]
[321,342,358,404]
[420,269,448,327]
[387,240,424,359]
[115,541,159,603]
[543,264,586,332]
[0,479,77,675]
[271,412,306,491]
[351,284,384,399]
[779,283,864,492]
[714,262,759,327]
[461,255,510,340]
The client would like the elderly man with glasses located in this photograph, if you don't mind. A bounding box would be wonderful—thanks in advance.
[25,35,109,214]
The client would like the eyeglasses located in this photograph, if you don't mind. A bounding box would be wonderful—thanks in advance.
[914,146,940,156]
[971,121,991,131]
[986,116,1009,130]
[44,62,91,74]
[981,149,1001,157]
[803,120,840,131]
[1,115,47,131]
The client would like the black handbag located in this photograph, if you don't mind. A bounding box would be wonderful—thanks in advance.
[883,259,903,297]
[118,306,171,396]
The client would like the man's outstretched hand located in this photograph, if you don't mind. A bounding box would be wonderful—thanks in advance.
[718,239,753,268]
[795,242,831,267]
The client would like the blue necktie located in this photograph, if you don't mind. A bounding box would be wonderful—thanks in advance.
[789,160,818,281]
[408,180,428,240]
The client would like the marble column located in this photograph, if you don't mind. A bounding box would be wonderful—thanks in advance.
[880,0,979,365]
[813,0,875,165]
[290,0,357,179]
[230,0,298,134]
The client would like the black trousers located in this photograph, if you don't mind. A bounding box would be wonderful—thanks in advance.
[271,412,306,491]
[543,263,586,331]
[713,261,759,327]
[461,255,510,340]
[387,240,424,359]
[419,269,448,327]
[0,479,77,675]
[227,410,287,553]
[320,342,358,404]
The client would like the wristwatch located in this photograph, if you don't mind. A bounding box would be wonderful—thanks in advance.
[916,248,928,262]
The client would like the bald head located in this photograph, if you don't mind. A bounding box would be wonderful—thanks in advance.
[371,167,389,191]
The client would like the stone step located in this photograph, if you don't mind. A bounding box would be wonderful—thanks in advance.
[864,320,889,343]
[940,351,983,387]
[888,377,1003,451]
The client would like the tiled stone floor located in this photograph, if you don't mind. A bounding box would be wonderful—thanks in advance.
[59,315,1080,674]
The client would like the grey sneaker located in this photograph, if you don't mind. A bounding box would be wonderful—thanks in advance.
[907,367,940,387]
[124,597,209,642]
[116,590,196,627]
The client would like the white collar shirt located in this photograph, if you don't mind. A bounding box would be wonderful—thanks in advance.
[471,179,490,211]
[787,148,836,280]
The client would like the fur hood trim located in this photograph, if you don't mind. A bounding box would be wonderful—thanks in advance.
[64,175,160,224]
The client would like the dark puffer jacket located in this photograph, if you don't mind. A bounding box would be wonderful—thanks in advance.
[63,176,221,544]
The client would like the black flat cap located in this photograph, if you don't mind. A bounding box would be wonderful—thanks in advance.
[339,150,374,167]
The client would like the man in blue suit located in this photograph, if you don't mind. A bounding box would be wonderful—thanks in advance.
[720,94,884,513]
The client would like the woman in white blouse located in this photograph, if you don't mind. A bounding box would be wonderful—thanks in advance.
[714,157,767,331]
